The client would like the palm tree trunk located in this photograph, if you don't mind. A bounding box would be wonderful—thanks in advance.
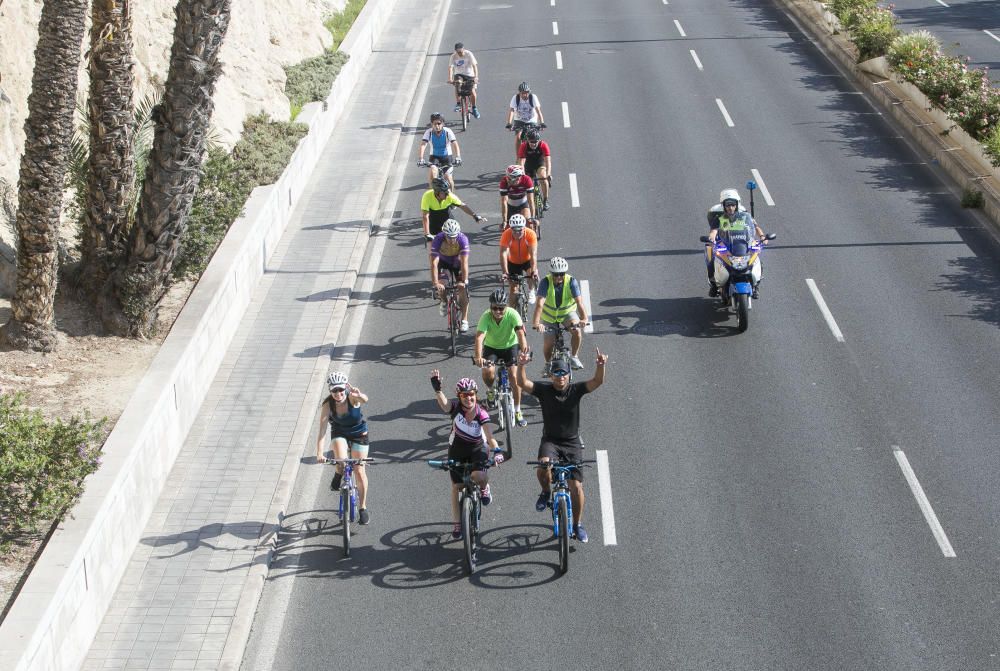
[0,0,89,352]
[80,0,136,297]
[100,0,232,337]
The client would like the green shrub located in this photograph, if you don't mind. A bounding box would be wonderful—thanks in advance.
[961,188,985,208]
[325,0,368,50]
[174,115,308,278]
[848,4,899,61]
[284,50,349,116]
[983,124,1000,167]
[0,393,104,550]
[887,30,941,69]
[828,0,877,25]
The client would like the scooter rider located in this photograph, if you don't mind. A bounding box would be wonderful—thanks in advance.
[706,188,768,298]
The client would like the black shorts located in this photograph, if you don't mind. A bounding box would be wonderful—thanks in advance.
[524,160,543,179]
[507,261,532,278]
[447,440,489,484]
[429,155,454,171]
[427,209,453,236]
[537,438,585,481]
[483,345,520,367]
[437,260,465,283]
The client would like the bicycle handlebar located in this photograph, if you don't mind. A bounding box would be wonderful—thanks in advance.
[328,458,375,465]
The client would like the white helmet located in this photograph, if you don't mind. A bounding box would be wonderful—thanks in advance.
[508,213,527,230]
[327,371,348,389]
[719,188,741,206]
[442,219,461,238]
[549,257,569,273]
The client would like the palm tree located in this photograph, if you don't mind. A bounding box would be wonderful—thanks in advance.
[100,0,233,337]
[79,0,136,298]
[0,0,89,352]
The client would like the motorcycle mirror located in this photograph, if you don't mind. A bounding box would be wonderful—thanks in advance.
[746,180,757,191]
[765,233,777,240]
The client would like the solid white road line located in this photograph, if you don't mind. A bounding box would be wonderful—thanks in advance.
[934,0,949,6]
[568,172,580,207]
[893,446,956,557]
[674,19,686,37]
[715,98,734,127]
[596,450,617,545]
[579,280,594,334]
[805,279,845,342]
[561,101,571,128]
[750,168,775,206]
[690,49,704,71]
[985,30,1000,43]
[556,50,563,69]
[553,21,559,36]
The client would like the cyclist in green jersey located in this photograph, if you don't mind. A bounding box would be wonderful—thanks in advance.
[474,288,530,426]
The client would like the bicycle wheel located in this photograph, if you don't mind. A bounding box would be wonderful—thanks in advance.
[535,190,544,219]
[340,488,352,557]
[461,97,468,131]
[556,495,569,574]
[448,297,459,356]
[502,395,514,452]
[461,493,476,574]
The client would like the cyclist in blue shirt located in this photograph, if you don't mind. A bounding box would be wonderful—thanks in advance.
[417,112,462,191]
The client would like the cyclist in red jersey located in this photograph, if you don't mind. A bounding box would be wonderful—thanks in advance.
[517,129,551,210]
[499,164,535,228]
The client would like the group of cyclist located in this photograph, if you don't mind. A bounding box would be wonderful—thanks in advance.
[315,44,610,546]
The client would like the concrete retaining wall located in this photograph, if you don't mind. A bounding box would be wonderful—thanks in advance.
[0,0,398,668]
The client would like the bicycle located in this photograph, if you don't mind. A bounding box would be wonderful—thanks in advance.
[437,268,463,356]
[543,321,582,376]
[527,458,594,574]
[328,457,374,557]
[428,449,505,574]
[417,155,460,190]
[454,75,475,131]
[474,353,530,452]
[506,272,532,322]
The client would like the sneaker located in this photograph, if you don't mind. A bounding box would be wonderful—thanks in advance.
[527,289,537,304]
[542,362,551,377]
[515,410,526,427]
[486,388,496,407]
[481,484,492,506]
[535,491,550,512]
[542,200,550,211]
[330,472,342,491]
[453,103,461,112]
[752,285,760,300]
[472,106,480,119]
[574,524,589,543]
[438,301,446,316]
[358,508,370,525]
[569,355,584,370]
[460,319,469,333]
[452,522,462,539]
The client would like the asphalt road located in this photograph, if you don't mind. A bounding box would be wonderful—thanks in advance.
[888,0,1000,82]
[243,0,1000,669]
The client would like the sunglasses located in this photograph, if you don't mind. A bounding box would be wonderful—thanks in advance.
[458,391,477,398]
[331,387,346,394]
[551,370,570,377]
[490,305,506,311]
[552,272,566,277]
[723,201,738,207]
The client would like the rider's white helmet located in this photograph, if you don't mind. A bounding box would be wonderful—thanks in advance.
[549,257,569,273]
[327,371,348,389]
[442,219,461,238]
[508,213,527,230]
[719,188,741,206]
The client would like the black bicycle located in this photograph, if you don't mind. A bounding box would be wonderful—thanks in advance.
[454,74,475,131]
[544,321,581,376]
[428,449,505,574]
[527,459,594,574]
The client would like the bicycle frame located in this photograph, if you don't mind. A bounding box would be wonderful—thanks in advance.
[440,268,461,355]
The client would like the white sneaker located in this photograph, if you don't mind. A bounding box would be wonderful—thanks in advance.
[569,355,584,370]
[438,301,446,316]
[460,319,469,333]
[527,289,536,304]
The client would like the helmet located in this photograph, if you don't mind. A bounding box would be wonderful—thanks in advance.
[508,213,526,230]
[550,356,572,378]
[456,377,478,393]
[506,164,524,179]
[719,188,741,207]
[430,112,444,122]
[518,82,531,93]
[432,177,450,193]
[549,257,569,273]
[454,42,464,51]
[442,219,461,238]
[525,129,540,142]
[490,288,508,305]
[327,371,348,390]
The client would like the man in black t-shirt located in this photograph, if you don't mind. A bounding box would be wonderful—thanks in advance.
[516,347,608,543]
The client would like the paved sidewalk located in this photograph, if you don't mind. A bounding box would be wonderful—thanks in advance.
[80,0,438,668]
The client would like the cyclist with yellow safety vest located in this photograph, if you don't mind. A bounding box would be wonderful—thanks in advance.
[705,187,768,298]
[531,257,589,375]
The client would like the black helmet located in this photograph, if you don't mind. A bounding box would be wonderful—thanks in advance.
[454,42,464,51]
[489,289,508,306]
[432,177,450,193]
[525,129,540,142]
[430,112,444,122]
[518,82,530,93]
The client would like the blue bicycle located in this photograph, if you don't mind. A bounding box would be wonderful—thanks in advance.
[527,459,594,574]
[429,449,504,575]
[329,458,373,557]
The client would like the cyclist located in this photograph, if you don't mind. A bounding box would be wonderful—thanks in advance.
[420,177,484,240]
[499,213,538,306]
[499,164,535,228]
[448,42,479,119]
[430,371,503,539]
[417,112,462,191]
[505,82,545,155]
[474,288,530,427]
[516,348,609,543]
[316,371,372,525]
[705,187,768,298]
[430,219,471,332]
[532,257,589,373]
[517,129,551,211]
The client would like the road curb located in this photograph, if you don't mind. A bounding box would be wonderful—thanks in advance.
[772,0,1000,234]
